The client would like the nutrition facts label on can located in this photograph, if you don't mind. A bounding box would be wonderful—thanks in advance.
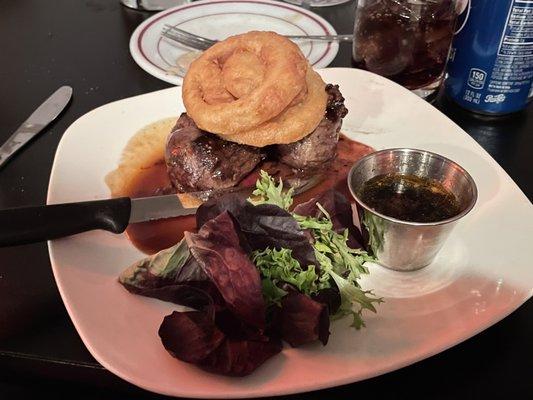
[446,0,533,113]
[498,0,533,57]
[486,0,533,96]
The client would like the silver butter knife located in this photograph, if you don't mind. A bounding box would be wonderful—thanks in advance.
[0,86,73,169]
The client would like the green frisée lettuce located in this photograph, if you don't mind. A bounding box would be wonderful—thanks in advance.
[250,171,382,329]
[253,248,320,306]
[251,170,294,211]
[329,271,380,328]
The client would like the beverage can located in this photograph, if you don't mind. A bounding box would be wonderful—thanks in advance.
[445,0,533,115]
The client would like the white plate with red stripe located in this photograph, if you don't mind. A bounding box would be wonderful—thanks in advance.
[130,0,339,85]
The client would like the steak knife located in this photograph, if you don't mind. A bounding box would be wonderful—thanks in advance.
[0,86,73,169]
[0,195,197,247]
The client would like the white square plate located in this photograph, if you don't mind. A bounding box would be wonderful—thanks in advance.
[48,68,533,398]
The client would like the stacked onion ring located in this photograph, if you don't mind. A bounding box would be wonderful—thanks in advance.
[182,31,328,147]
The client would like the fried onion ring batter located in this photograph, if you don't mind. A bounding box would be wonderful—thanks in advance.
[182,31,327,147]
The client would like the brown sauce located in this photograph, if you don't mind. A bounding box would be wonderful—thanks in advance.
[359,173,461,223]
[124,135,373,255]
[122,162,196,254]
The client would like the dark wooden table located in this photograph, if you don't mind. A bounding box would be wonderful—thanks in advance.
[0,1,532,398]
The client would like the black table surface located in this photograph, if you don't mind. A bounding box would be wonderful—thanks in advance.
[0,1,532,398]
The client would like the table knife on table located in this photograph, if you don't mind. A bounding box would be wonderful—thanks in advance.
[0,195,197,247]
[0,86,73,169]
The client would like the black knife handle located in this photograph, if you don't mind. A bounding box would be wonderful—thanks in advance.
[0,197,131,247]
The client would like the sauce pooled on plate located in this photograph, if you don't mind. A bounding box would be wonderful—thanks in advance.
[121,134,373,254]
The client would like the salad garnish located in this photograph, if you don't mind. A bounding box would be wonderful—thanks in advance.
[119,172,381,376]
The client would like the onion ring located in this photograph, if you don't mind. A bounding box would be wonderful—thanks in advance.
[182,31,327,147]
[224,69,327,147]
[183,31,307,133]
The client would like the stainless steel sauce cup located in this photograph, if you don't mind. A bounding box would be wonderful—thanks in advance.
[348,148,477,271]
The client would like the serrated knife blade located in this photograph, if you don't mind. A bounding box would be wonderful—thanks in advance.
[129,194,198,223]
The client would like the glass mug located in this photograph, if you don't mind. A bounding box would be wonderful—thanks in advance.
[352,0,459,101]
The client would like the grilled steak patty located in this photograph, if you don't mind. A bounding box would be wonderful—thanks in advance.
[165,114,264,192]
[276,84,348,171]
[166,84,347,192]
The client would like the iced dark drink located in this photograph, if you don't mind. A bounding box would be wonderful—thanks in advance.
[352,0,458,100]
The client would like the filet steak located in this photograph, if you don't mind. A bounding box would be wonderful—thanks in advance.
[165,84,348,193]
[276,84,348,171]
[165,114,264,192]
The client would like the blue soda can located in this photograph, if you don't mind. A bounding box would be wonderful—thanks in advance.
[445,0,533,115]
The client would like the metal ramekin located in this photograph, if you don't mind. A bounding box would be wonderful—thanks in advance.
[348,148,477,271]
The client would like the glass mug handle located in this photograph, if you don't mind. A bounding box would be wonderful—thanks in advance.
[120,0,189,10]
[455,0,469,15]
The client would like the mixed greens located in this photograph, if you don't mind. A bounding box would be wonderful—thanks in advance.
[252,171,381,328]
[119,172,381,376]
